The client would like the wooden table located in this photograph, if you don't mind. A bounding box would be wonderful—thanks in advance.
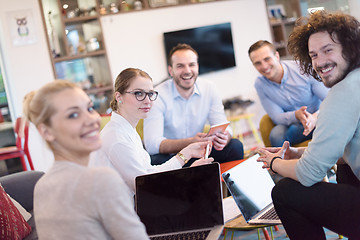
[222,196,279,240]
[223,214,276,240]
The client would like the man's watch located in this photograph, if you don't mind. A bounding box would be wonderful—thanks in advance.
[177,152,189,165]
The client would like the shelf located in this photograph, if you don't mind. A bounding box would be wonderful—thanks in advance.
[283,18,296,25]
[53,49,106,62]
[266,0,301,58]
[85,85,113,94]
[98,0,221,16]
[63,15,98,23]
[270,18,296,26]
[273,42,286,49]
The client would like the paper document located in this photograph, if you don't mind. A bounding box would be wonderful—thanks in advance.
[222,196,241,223]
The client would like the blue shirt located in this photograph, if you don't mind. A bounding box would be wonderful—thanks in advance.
[254,61,329,126]
[143,78,230,155]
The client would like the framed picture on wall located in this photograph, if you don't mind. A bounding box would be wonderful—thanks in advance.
[7,9,38,46]
[149,0,178,8]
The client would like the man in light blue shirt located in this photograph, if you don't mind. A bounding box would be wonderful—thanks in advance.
[248,40,329,147]
[144,43,244,165]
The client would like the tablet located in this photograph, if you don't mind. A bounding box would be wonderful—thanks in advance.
[206,122,230,136]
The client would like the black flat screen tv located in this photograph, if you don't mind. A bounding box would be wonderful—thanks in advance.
[164,22,236,75]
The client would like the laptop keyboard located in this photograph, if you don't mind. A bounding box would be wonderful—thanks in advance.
[150,230,211,240]
[259,206,279,220]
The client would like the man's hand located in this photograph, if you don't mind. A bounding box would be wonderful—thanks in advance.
[191,132,215,143]
[256,141,289,169]
[257,141,305,160]
[295,106,317,136]
[212,131,230,151]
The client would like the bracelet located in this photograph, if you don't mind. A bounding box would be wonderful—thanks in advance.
[177,152,189,165]
[270,156,281,174]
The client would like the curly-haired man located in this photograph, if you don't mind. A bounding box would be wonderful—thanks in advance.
[257,10,360,239]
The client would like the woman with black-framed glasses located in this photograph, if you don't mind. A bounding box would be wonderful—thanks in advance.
[89,68,213,197]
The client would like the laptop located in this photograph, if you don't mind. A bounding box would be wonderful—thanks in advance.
[135,163,224,240]
[222,154,281,225]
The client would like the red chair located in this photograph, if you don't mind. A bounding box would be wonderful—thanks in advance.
[0,117,34,171]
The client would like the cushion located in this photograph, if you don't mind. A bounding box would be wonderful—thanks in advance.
[7,194,32,221]
[0,184,31,239]
[0,183,32,222]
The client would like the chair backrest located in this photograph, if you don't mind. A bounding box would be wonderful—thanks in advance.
[14,117,34,170]
[14,117,24,150]
[0,171,44,211]
[101,113,145,140]
[259,114,311,148]
[136,119,144,140]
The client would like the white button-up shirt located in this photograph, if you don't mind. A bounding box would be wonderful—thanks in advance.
[89,112,182,195]
[144,78,231,154]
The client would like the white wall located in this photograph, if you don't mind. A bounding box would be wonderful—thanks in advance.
[0,0,54,119]
[0,0,55,172]
[101,0,271,124]
[349,0,360,20]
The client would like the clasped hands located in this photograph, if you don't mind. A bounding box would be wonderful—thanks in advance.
[295,106,317,136]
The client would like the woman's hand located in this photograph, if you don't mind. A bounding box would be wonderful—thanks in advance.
[181,141,212,159]
[190,157,214,167]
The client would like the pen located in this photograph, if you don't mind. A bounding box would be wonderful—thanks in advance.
[205,143,210,159]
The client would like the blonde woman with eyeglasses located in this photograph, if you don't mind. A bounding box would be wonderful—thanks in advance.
[89,68,213,197]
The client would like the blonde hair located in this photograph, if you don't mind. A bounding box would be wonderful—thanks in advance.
[110,68,152,111]
[23,80,80,127]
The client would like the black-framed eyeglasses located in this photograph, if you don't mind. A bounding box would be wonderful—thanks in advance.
[125,90,158,101]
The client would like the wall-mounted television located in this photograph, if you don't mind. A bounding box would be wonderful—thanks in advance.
[163,22,236,75]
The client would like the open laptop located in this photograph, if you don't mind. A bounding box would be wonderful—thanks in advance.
[135,163,224,240]
[222,154,281,225]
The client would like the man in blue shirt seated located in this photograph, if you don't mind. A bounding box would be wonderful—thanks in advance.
[248,40,329,147]
[144,43,244,166]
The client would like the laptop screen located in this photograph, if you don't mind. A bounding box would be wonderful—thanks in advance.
[222,154,274,222]
[135,163,223,235]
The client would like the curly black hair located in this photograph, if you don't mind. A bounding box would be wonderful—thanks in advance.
[288,10,360,81]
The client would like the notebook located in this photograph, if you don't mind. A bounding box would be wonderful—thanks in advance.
[135,163,224,240]
[222,154,281,225]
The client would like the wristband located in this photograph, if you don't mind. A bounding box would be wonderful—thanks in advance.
[270,156,281,174]
[177,152,189,165]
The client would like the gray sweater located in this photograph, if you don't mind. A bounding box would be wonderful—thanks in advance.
[34,161,149,240]
[296,68,360,186]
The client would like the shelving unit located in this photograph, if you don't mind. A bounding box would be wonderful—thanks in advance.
[38,0,221,113]
[39,0,113,114]
[97,0,218,14]
[266,0,301,58]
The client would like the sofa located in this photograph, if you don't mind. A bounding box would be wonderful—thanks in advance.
[0,170,44,240]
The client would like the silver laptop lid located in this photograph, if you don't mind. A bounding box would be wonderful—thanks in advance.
[222,154,274,222]
[135,163,224,236]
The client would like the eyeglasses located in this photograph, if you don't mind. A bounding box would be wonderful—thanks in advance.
[125,90,158,101]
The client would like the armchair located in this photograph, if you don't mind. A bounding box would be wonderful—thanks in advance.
[0,171,44,240]
[259,114,310,147]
